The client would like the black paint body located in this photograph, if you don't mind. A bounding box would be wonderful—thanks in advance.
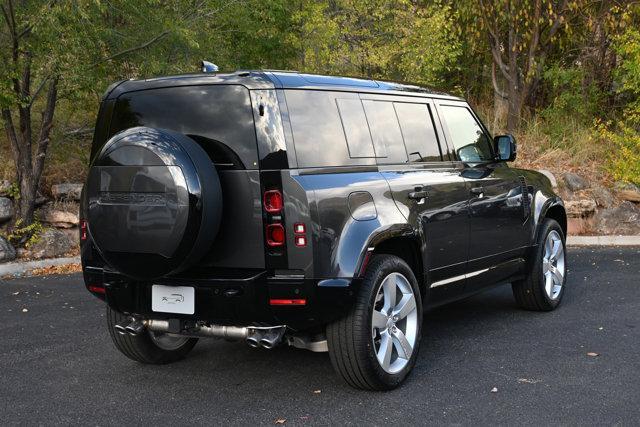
[81,71,566,331]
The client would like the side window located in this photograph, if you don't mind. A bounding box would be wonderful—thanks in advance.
[285,90,375,168]
[362,100,407,163]
[393,103,442,162]
[336,98,375,158]
[439,105,493,162]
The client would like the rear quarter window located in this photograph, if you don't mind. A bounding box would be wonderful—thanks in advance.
[109,85,258,169]
[285,90,375,168]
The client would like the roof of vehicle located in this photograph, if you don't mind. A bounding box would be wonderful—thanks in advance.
[104,70,463,101]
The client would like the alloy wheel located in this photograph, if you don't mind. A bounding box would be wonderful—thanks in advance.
[542,230,565,300]
[371,272,418,374]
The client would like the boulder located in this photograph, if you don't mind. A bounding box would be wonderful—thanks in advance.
[614,181,640,203]
[0,197,14,223]
[0,236,16,262]
[25,228,77,259]
[562,173,589,191]
[591,186,616,209]
[40,207,79,228]
[594,201,640,235]
[565,199,597,218]
[51,183,83,201]
[537,169,558,188]
[0,180,11,197]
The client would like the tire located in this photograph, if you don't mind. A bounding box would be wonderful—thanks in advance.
[106,306,198,364]
[512,218,567,311]
[327,255,422,390]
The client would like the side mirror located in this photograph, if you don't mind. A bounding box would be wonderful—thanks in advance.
[494,134,517,162]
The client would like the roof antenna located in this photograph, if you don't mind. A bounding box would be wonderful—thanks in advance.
[201,61,219,73]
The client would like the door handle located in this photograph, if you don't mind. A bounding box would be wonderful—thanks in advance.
[470,186,484,198]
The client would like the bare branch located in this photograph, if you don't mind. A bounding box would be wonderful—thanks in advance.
[96,30,170,66]
[33,77,58,181]
[492,62,509,100]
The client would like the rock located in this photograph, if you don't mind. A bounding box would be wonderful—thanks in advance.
[567,217,594,235]
[594,201,640,235]
[537,169,558,188]
[0,236,16,262]
[51,183,83,201]
[562,173,589,191]
[25,228,77,259]
[0,197,14,223]
[35,192,49,207]
[40,207,79,228]
[614,181,640,203]
[0,180,11,197]
[591,186,616,208]
[565,199,597,218]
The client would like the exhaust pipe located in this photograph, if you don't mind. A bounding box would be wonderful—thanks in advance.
[245,330,263,348]
[259,327,285,349]
[114,319,130,335]
[125,320,145,336]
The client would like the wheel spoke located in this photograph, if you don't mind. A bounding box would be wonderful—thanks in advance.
[545,272,553,296]
[377,330,393,371]
[392,294,416,320]
[382,274,397,312]
[552,267,564,286]
[550,238,561,260]
[542,260,550,274]
[392,328,412,360]
[372,310,387,330]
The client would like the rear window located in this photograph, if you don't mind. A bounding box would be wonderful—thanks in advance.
[109,85,258,169]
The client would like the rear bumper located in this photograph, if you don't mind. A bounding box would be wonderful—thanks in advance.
[83,266,359,331]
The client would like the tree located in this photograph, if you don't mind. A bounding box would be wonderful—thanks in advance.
[478,0,580,132]
[0,0,253,239]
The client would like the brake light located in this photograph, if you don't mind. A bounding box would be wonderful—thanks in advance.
[266,223,285,246]
[270,298,307,306]
[80,220,88,241]
[264,190,283,213]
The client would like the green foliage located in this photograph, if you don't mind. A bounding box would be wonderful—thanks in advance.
[7,218,43,247]
[6,182,19,200]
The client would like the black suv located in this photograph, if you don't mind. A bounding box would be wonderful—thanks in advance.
[81,70,567,390]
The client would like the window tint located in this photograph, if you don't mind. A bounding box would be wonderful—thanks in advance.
[285,90,375,168]
[110,85,258,169]
[362,100,407,163]
[336,98,375,158]
[440,105,493,162]
[394,103,441,162]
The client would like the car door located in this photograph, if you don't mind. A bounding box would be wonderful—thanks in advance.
[435,101,530,290]
[360,94,470,304]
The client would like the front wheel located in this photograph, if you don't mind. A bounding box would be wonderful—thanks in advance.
[327,255,422,390]
[512,218,567,311]
[106,306,198,364]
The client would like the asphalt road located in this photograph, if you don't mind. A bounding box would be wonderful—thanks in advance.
[1,247,639,426]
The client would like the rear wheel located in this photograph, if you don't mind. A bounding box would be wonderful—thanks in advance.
[327,255,422,390]
[512,218,567,311]
[106,306,197,364]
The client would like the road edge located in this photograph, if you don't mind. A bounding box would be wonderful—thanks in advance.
[0,256,80,278]
[567,236,640,246]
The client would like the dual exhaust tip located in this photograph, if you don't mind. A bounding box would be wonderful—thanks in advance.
[246,328,285,350]
[114,319,144,337]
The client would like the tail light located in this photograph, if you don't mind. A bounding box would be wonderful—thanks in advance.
[264,190,283,213]
[266,223,285,247]
[270,298,306,306]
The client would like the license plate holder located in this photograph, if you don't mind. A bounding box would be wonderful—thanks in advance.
[151,285,195,314]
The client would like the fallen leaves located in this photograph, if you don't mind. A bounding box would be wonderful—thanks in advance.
[517,378,541,384]
[491,387,498,393]
[587,352,599,357]
[29,263,82,276]
[274,418,286,424]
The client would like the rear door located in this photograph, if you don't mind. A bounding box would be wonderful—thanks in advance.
[361,94,470,303]
[435,102,530,289]
[108,85,265,270]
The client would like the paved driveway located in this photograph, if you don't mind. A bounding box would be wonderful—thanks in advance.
[1,247,638,425]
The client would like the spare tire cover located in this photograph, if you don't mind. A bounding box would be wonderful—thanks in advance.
[86,126,222,279]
